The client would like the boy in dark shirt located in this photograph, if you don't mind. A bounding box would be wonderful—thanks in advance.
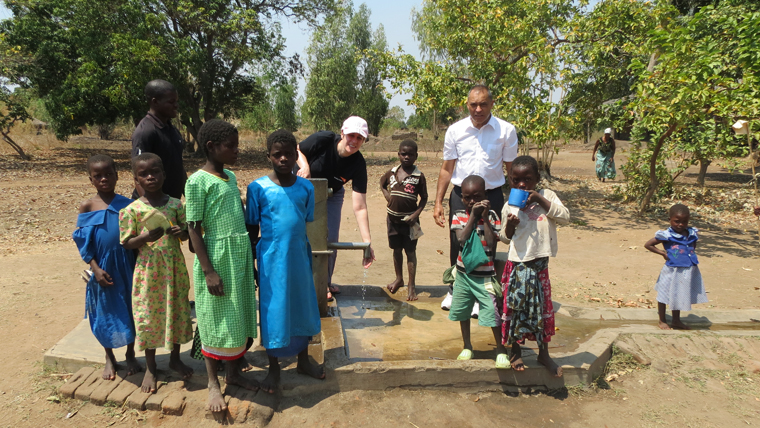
[379,140,428,301]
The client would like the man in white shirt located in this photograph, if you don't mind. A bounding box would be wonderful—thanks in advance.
[433,85,519,311]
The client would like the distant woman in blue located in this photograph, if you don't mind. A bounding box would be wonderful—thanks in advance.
[246,129,324,394]
[73,155,140,380]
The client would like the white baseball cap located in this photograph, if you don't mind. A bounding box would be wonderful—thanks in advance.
[604,128,612,134]
[341,116,369,139]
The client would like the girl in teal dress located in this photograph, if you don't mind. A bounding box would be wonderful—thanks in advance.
[246,129,324,394]
[73,155,140,380]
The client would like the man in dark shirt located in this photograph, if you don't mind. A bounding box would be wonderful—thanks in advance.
[131,80,187,199]
[296,116,375,299]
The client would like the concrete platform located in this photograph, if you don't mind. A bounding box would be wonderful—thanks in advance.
[49,284,760,411]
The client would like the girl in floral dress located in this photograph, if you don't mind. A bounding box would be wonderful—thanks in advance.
[119,153,194,393]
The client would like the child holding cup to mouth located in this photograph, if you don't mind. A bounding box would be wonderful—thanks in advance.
[499,155,570,376]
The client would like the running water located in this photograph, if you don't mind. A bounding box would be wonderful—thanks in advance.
[361,267,368,309]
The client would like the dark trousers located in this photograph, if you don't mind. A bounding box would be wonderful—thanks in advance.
[447,185,505,292]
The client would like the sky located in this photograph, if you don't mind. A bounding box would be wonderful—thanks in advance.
[0,1,423,117]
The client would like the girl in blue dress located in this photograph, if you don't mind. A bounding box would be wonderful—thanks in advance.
[644,203,707,330]
[73,155,140,380]
[245,129,324,394]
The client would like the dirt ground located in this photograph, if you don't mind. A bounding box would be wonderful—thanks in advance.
[1,136,760,427]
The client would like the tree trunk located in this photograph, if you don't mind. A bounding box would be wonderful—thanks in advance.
[538,160,552,182]
[696,159,710,188]
[585,120,590,145]
[2,132,30,160]
[432,109,438,140]
[639,124,677,215]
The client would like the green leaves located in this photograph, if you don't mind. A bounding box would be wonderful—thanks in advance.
[2,0,336,142]
[302,2,388,135]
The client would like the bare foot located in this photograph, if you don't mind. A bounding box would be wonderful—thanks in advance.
[658,321,672,330]
[240,355,255,372]
[297,359,326,380]
[207,382,226,412]
[261,364,280,394]
[386,278,403,294]
[671,320,690,330]
[169,358,194,379]
[406,285,418,301]
[510,344,525,371]
[225,372,260,392]
[102,355,117,380]
[537,353,563,377]
[125,353,142,376]
[140,367,158,393]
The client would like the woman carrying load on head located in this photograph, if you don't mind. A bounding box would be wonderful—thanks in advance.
[592,128,616,182]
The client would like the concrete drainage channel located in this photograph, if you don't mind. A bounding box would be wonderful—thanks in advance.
[47,284,760,423]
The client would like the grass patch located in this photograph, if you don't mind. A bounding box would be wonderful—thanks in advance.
[606,344,646,374]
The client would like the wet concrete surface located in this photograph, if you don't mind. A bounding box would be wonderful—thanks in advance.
[336,285,760,363]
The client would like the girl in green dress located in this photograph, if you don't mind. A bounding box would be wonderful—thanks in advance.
[186,120,259,413]
[119,153,194,394]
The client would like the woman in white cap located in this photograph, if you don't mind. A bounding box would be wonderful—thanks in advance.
[592,128,616,182]
[296,116,375,300]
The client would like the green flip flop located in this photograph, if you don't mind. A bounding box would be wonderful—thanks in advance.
[495,353,511,369]
[457,349,473,360]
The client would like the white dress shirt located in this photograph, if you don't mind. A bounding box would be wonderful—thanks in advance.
[443,115,519,189]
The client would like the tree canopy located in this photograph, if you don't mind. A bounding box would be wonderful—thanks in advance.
[376,0,582,174]
[1,0,335,144]
[302,2,388,135]
[376,0,760,211]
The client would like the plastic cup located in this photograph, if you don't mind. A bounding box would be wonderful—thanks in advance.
[508,188,530,208]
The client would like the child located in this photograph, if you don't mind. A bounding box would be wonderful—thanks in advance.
[73,155,140,380]
[245,129,324,394]
[119,153,194,393]
[379,139,428,300]
[185,120,259,412]
[449,175,509,368]
[500,155,569,377]
[644,203,706,330]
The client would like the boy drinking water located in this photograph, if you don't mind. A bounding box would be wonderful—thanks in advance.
[379,139,428,300]
[500,155,569,376]
[449,175,509,367]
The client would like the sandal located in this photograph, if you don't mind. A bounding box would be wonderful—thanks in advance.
[495,353,511,369]
[329,285,341,295]
[456,349,473,360]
